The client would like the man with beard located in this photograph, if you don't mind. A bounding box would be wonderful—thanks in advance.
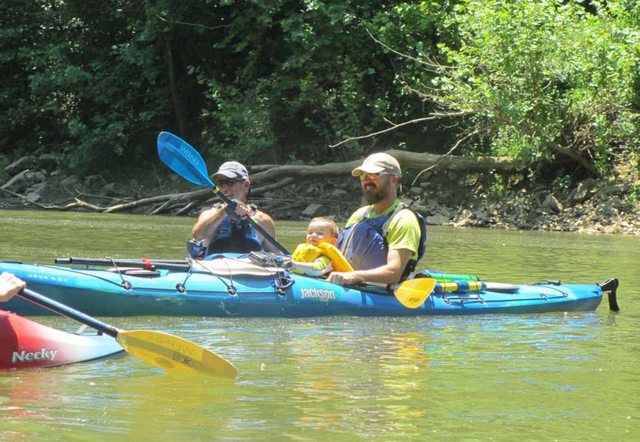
[329,153,425,286]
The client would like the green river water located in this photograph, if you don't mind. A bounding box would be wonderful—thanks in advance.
[0,209,638,441]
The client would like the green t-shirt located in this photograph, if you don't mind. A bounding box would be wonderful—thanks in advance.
[345,199,421,260]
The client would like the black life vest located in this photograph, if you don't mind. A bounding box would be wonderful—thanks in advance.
[206,217,263,255]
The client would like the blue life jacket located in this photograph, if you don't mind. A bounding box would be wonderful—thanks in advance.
[336,203,426,279]
[206,217,262,255]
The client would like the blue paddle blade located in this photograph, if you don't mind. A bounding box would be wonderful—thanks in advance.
[156,131,290,255]
[157,131,215,188]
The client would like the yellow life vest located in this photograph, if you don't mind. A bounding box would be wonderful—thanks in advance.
[316,242,354,272]
[291,242,354,273]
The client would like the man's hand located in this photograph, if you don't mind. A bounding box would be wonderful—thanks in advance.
[328,271,363,286]
[232,201,257,220]
[0,272,26,302]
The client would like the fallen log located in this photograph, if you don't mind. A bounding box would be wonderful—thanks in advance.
[2,150,519,215]
[102,189,210,214]
[250,150,519,183]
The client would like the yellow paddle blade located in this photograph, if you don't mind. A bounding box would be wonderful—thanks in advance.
[116,330,238,379]
[395,278,437,309]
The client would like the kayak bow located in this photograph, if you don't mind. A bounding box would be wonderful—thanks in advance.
[0,309,123,369]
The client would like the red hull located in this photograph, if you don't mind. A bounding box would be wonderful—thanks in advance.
[0,310,123,369]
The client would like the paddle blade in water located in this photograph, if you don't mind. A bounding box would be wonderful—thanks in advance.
[157,131,214,188]
[395,278,436,309]
[116,330,238,379]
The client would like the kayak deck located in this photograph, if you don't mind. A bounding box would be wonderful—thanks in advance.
[0,258,620,318]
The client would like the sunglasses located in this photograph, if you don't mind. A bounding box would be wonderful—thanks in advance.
[359,172,388,181]
[216,178,244,187]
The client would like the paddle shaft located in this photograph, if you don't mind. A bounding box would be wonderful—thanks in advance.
[201,172,290,255]
[55,257,190,271]
[17,288,119,338]
[157,131,289,254]
[17,288,239,378]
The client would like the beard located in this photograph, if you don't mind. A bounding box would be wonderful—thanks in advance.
[362,182,390,204]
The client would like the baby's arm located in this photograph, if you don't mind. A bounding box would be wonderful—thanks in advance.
[289,256,333,277]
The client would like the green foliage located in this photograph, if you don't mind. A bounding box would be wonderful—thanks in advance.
[0,0,637,186]
[200,81,278,162]
[430,0,640,177]
[195,0,416,163]
[368,1,457,96]
[0,0,172,173]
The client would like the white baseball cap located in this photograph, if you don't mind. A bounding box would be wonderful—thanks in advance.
[351,153,402,177]
[212,161,249,180]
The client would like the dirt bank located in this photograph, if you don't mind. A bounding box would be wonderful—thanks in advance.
[2,157,638,235]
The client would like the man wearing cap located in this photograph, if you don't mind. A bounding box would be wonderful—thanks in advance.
[330,153,425,286]
[191,161,278,255]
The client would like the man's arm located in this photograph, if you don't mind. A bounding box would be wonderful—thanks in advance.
[327,248,413,286]
[192,205,227,245]
[193,204,278,251]
[289,256,332,277]
[327,209,421,285]
[254,211,279,253]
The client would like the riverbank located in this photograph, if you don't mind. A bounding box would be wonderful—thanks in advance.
[258,171,640,236]
[1,155,639,236]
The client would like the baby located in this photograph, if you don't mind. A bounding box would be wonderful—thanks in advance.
[287,217,346,277]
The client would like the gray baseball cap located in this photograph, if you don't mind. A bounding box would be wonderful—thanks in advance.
[212,161,249,180]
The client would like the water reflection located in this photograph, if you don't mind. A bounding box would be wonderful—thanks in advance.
[0,211,639,440]
[209,319,437,438]
[0,358,126,438]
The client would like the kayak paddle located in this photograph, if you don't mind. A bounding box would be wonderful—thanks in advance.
[55,256,191,271]
[17,288,238,379]
[395,278,523,308]
[157,131,289,254]
[394,278,437,308]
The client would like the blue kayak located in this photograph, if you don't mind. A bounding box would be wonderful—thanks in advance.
[0,257,619,317]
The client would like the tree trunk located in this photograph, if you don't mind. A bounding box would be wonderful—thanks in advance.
[4,151,520,214]
[164,37,186,135]
[250,150,519,184]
